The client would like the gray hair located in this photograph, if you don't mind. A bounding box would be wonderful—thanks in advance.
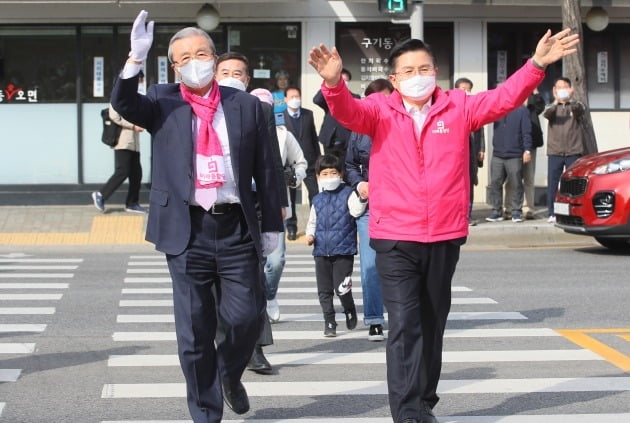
[167,27,215,63]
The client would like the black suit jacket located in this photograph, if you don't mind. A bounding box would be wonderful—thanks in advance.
[313,89,360,149]
[283,107,320,172]
[261,101,288,207]
[111,75,283,257]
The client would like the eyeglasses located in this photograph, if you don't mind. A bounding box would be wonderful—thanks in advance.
[172,51,214,66]
[393,65,435,79]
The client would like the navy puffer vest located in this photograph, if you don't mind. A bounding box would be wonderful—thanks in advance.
[312,184,357,257]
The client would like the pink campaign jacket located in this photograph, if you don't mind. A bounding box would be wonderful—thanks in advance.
[322,60,545,243]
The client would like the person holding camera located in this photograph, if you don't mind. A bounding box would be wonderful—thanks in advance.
[251,88,307,322]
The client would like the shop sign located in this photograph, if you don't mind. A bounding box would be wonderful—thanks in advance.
[0,84,38,103]
[93,56,105,97]
[597,51,608,83]
[337,24,410,94]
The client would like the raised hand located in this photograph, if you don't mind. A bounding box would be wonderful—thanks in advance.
[308,44,343,87]
[129,10,154,63]
[532,28,579,67]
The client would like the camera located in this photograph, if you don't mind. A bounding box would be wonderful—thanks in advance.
[283,164,298,188]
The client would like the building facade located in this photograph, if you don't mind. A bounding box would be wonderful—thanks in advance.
[1,0,629,204]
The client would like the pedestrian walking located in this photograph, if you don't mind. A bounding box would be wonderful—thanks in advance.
[110,10,283,422]
[308,27,579,423]
[344,78,393,342]
[91,103,146,213]
[305,154,361,337]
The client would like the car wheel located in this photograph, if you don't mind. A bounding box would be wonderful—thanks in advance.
[595,237,630,251]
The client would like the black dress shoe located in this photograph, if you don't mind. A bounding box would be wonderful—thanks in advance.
[401,419,419,423]
[221,380,250,414]
[287,229,297,241]
[419,401,438,423]
[246,345,272,375]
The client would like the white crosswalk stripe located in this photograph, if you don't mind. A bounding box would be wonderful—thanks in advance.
[103,248,630,422]
[0,255,76,416]
[101,415,630,423]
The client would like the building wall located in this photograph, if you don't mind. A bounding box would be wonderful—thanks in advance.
[1,0,630,206]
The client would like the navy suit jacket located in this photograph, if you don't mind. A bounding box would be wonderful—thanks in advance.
[283,107,320,173]
[111,75,283,257]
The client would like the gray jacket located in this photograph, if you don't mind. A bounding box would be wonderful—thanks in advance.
[543,101,585,156]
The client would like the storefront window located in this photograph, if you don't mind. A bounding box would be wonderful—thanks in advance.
[584,24,630,110]
[81,26,116,102]
[225,23,301,92]
[487,23,562,105]
[0,26,77,104]
[336,22,453,96]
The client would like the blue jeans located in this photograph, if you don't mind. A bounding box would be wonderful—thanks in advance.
[264,227,286,300]
[357,211,385,325]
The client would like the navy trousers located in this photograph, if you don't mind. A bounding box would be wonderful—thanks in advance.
[166,206,264,423]
[372,238,463,423]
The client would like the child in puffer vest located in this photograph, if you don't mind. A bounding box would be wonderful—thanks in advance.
[305,154,366,337]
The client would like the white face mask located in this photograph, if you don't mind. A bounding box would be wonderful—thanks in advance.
[556,88,570,101]
[398,75,436,101]
[287,98,301,110]
[318,177,342,192]
[177,59,215,90]
[218,77,246,92]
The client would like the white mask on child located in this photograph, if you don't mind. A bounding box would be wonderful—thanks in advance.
[318,177,342,192]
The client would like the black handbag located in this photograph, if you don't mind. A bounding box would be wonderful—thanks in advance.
[101,108,122,147]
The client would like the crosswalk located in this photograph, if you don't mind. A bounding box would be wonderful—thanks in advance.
[103,248,630,422]
[0,255,80,418]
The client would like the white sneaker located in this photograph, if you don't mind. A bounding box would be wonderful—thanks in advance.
[547,215,556,223]
[267,298,280,323]
[337,276,353,296]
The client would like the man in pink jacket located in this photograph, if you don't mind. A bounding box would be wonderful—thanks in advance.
[309,29,579,423]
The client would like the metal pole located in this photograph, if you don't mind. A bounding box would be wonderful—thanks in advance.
[410,0,424,40]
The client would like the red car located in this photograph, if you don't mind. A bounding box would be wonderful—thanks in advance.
[554,146,630,250]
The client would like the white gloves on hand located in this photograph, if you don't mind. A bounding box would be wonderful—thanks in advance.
[261,232,280,257]
[129,10,154,62]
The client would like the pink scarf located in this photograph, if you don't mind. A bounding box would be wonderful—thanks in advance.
[180,82,226,189]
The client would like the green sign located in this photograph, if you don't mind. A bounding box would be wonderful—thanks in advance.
[378,0,408,14]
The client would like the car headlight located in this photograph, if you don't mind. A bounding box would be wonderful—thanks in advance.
[592,158,630,174]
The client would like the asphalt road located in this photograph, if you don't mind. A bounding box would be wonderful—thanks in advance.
[0,241,629,423]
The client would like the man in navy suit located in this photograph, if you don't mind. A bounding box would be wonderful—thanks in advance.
[111,11,283,423]
[283,86,320,240]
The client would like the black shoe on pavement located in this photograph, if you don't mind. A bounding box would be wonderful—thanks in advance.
[324,320,337,337]
[287,229,297,241]
[419,401,438,423]
[221,380,250,414]
[345,308,357,330]
[246,345,272,375]
[368,324,385,341]
[401,419,419,423]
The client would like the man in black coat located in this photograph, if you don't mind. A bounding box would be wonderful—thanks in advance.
[283,86,320,240]
[313,68,359,166]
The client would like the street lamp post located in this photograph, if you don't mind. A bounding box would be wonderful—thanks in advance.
[409,0,424,40]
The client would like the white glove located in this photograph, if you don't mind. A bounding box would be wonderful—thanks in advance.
[129,10,154,62]
[261,232,280,257]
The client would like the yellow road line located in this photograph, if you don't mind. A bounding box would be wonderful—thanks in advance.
[0,215,147,245]
[557,329,630,373]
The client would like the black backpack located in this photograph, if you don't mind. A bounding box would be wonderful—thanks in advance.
[101,107,122,147]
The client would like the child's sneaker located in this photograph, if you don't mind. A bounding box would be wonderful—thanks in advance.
[345,308,357,330]
[368,324,385,341]
[324,321,337,337]
[337,276,352,296]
